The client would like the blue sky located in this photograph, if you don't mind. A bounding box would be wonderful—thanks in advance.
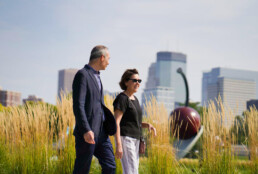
[1,0,258,104]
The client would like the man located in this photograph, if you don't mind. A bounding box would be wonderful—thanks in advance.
[72,45,116,174]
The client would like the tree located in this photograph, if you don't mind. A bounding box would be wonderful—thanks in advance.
[230,115,248,145]
[179,101,205,121]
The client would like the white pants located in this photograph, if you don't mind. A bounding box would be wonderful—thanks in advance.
[120,136,140,174]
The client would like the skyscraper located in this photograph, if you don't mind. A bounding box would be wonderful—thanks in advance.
[142,86,175,113]
[142,51,187,113]
[202,67,258,116]
[57,69,78,98]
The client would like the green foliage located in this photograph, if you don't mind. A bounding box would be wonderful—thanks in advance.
[53,134,76,173]
[184,137,203,159]
[0,103,3,112]
[201,149,238,174]
[0,142,10,173]
[0,103,7,112]
[230,115,248,144]
[179,101,206,119]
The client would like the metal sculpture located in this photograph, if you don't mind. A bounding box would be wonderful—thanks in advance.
[171,68,203,159]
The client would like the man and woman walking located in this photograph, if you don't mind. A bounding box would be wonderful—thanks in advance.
[72,45,156,174]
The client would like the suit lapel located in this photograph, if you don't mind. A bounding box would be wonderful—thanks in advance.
[85,66,101,96]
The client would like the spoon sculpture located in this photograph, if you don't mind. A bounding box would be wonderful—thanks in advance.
[170,68,203,159]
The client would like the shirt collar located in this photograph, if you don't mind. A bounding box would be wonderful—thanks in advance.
[86,64,100,75]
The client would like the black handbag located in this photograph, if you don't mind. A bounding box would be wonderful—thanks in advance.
[102,104,117,135]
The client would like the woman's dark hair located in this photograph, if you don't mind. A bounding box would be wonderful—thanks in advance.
[119,69,139,90]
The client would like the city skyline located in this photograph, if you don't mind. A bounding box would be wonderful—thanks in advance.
[1,1,258,104]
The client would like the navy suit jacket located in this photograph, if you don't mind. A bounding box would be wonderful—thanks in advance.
[72,65,116,139]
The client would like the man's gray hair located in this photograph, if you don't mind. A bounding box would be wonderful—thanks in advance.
[89,45,108,61]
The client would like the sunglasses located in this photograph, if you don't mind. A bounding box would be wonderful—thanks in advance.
[128,79,142,83]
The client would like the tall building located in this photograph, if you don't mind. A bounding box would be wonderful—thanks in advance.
[145,63,157,89]
[142,51,187,113]
[58,69,78,98]
[202,67,258,117]
[142,86,175,113]
[247,99,258,111]
[0,89,21,106]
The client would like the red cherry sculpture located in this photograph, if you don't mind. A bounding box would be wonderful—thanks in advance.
[170,68,201,139]
[171,106,201,139]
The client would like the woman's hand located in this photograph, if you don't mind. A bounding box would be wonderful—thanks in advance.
[148,123,157,136]
[115,144,123,159]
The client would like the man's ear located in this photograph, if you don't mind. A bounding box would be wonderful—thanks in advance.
[100,55,105,62]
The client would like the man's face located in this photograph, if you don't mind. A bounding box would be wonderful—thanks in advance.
[100,50,110,70]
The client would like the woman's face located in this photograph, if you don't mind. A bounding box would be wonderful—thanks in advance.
[125,74,141,93]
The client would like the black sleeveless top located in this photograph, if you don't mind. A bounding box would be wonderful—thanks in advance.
[113,93,142,139]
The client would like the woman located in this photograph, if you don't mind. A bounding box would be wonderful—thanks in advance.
[113,69,156,174]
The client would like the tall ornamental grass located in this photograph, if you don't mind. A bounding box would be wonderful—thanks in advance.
[201,97,258,174]
[0,94,257,174]
[0,94,75,173]
[201,98,236,173]
[143,96,180,174]
[245,107,258,174]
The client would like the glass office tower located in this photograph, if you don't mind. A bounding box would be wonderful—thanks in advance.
[156,52,187,104]
[202,67,258,118]
[142,51,187,114]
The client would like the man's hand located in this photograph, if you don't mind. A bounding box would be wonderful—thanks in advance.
[83,131,95,144]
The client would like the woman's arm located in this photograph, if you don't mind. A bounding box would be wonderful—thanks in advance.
[142,122,157,136]
[114,109,124,159]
